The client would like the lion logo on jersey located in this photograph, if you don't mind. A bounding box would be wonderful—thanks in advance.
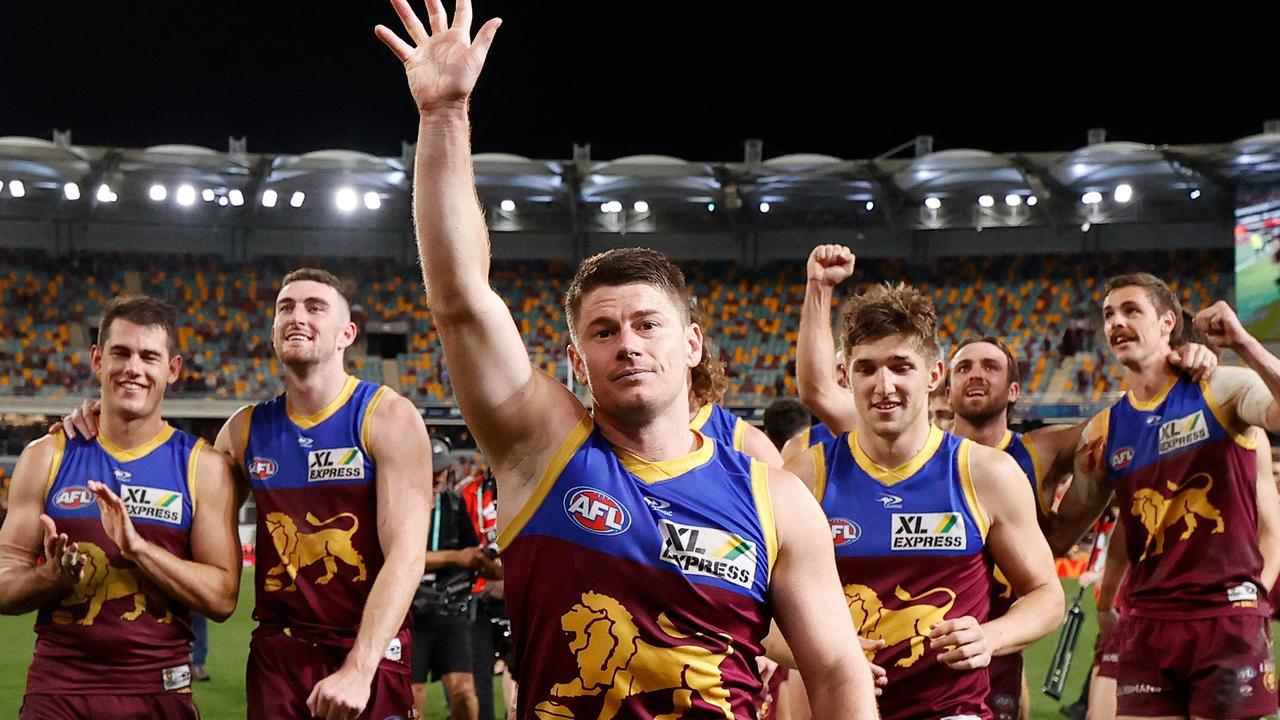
[1130,473,1225,560]
[532,591,735,720]
[52,542,172,626]
[263,512,367,592]
[844,583,957,668]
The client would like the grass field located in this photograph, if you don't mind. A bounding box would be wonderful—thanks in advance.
[0,574,1163,719]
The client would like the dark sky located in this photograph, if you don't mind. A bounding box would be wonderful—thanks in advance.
[3,3,1276,162]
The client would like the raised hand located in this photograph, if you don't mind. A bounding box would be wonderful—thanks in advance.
[1167,342,1218,383]
[88,481,149,563]
[807,244,856,288]
[38,514,82,586]
[375,0,502,114]
[1194,300,1251,351]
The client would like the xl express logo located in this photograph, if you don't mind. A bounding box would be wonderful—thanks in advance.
[658,520,757,589]
[1158,410,1209,455]
[563,487,631,535]
[890,512,966,551]
[307,447,365,482]
[121,485,185,525]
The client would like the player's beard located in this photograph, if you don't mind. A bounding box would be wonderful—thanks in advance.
[955,394,1007,426]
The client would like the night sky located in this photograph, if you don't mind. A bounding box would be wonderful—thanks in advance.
[3,3,1276,162]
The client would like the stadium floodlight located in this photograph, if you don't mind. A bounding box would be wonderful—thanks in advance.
[261,189,279,208]
[148,184,167,202]
[229,189,245,207]
[706,202,715,213]
[1113,184,1133,203]
[1081,191,1103,205]
[924,197,942,210]
[290,191,306,208]
[1027,195,1038,206]
[335,187,358,213]
[96,184,117,203]
[1189,188,1201,200]
[865,201,875,212]
[176,184,197,207]
[759,202,771,213]
[363,191,381,210]
[8,180,25,198]
[499,199,516,212]
[202,188,215,202]
[1005,194,1022,207]
[633,200,649,213]
[600,201,621,213]
[63,182,81,200]
[1081,222,1092,232]
[217,196,229,206]
[978,195,994,208]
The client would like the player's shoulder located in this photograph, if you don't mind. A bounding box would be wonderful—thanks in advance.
[20,432,63,464]
[367,385,419,423]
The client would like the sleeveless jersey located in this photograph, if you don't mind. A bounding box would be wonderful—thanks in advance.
[29,426,201,695]
[500,416,776,719]
[1098,374,1266,619]
[691,403,748,452]
[241,375,410,653]
[811,425,992,720]
[987,430,1044,619]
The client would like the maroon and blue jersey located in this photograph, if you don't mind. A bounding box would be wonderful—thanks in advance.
[241,375,410,658]
[987,430,1045,619]
[29,426,201,695]
[1096,374,1266,619]
[811,425,992,720]
[500,416,776,719]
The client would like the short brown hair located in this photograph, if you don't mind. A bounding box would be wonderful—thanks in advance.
[840,283,940,362]
[1104,273,1183,345]
[690,306,730,408]
[99,295,179,355]
[563,248,691,342]
[950,336,1020,387]
[281,268,351,307]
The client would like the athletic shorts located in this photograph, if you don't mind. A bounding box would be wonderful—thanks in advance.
[247,627,415,720]
[985,653,1023,720]
[20,692,199,719]
[1113,613,1277,718]
[1094,617,1125,680]
[411,613,473,683]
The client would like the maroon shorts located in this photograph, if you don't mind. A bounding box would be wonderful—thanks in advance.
[20,692,199,719]
[247,629,415,720]
[1113,613,1277,718]
[985,653,1023,720]
[1093,617,1125,680]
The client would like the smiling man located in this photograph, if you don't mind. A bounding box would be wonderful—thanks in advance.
[376,0,876,716]
[790,245,1063,720]
[0,295,240,720]
[1054,273,1280,719]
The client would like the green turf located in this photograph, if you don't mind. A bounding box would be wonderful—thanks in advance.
[0,575,1265,719]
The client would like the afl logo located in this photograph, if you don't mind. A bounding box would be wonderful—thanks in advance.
[830,518,861,546]
[564,486,631,536]
[249,458,278,480]
[54,486,96,510]
[1110,447,1134,470]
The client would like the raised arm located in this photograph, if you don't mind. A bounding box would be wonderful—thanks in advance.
[1196,301,1280,432]
[377,0,582,486]
[306,392,433,719]
[1046,412,1115,556]
[797,245,858,433]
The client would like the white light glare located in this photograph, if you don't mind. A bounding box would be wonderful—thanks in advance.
[706,202,716,213]
[176,184,197,207]
[499,199,516,212]
[978,195,994,208]
[63,182,81,200]
[229,189,245,207]
[924,197,942,210]
[335,188,358,213]
[290,191,306,208]
[7,180,25,198]
[202,188,216,202]
[600,201,621,213]
[1005,194,1022,207]
[1027,195,1038,206]
[149,184,167,202]
[1081,191,1103,205]
[865,201,875,212]
[633,201,649,213]
[759,202,771,213]
[363,191,381,210]
[1189,188,1201,200]
[96,184,117,203]
[1113,184,1133,203]
[262,189,279,208]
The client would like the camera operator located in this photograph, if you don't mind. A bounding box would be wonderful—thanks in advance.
[411,436,500,720]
